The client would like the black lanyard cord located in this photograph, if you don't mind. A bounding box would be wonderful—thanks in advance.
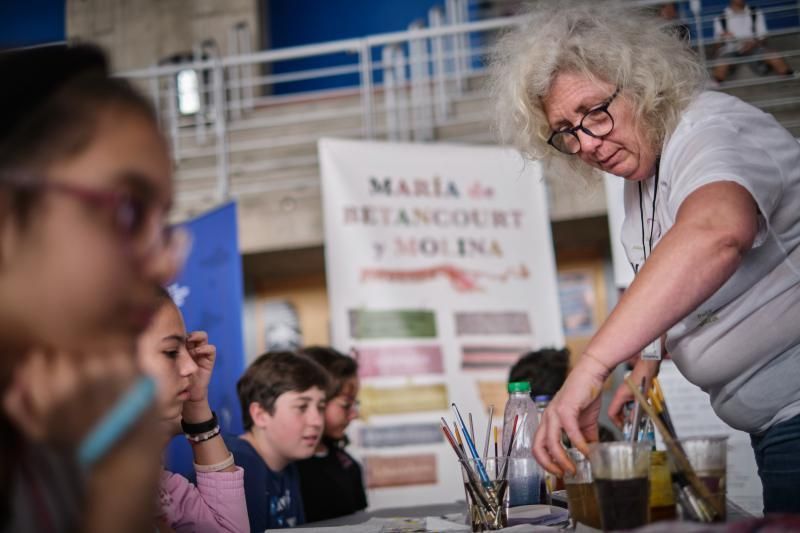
[638,180,647,262]
[632,158,660,274]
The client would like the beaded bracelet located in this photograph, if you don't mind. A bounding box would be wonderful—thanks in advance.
[194,453,235,473]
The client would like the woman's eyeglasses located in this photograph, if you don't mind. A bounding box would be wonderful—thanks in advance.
[547,87,620,155]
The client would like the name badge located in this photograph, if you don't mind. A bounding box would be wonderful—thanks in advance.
[641,338,662,361]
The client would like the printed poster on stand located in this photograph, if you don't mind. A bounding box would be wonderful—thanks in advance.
[319,138,564,509]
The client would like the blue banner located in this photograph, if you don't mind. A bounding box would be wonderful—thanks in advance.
[165,202,245,476]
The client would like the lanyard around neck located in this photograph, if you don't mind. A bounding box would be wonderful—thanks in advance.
[631,158,660,274]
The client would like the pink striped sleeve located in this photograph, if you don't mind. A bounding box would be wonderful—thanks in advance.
[159,468,249,533]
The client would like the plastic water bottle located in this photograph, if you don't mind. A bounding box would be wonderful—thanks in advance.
[533,394,551,424]
[533,395,554,504]
[502,382,542,507]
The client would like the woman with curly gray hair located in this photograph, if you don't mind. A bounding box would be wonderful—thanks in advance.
[492,1,800,514]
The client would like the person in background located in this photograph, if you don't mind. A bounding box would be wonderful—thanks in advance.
[492,0,800,514]
[712,0,793,82]
[0,44,186,532]
[657,2,691,42]
[137,289,248,532]
[228,351,330,530]
[297,346,367,522]
[508,347,570,399]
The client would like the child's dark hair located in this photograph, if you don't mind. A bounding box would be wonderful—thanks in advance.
[237,351,331,430]
[153,286,182,317]
[508,347,570,397]
[0,43,158,221]
[298,346,358,398]
[155,285,176,304]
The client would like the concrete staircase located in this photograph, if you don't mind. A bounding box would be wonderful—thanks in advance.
[168,33,800,254]
[715,33,800,136]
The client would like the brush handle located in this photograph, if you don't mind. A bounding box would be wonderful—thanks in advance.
[453,405,491,486]
[483,405,494,458]
[441,426,497,514]
[469,412,476,443]
[500,414,520,481]
[624,377,724,519]
[627,376,647,442]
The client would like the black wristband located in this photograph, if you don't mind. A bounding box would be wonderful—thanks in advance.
[181,411,218,435]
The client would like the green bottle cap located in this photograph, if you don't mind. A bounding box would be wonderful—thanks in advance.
[508,381,531,393]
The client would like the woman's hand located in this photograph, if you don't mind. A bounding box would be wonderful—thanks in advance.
[185,331,216,403]
[532,353,610,476]
[607,358,661,429]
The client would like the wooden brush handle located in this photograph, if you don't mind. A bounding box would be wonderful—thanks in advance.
[624,376,724,518]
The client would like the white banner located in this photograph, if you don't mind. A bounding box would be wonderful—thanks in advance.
[319,138,564,509]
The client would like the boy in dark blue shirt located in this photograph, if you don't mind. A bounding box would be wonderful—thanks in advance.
[228,351,330,530]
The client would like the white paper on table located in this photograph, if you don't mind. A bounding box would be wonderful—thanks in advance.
[424,515,471,531]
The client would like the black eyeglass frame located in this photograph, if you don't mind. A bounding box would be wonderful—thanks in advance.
[546,87,621,155]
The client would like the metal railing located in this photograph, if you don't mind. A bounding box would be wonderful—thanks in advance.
[118,0,800,217]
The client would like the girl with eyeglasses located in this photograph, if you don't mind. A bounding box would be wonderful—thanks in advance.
[0,44,188,531]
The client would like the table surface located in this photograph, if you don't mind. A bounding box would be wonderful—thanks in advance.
[290,497,755,532]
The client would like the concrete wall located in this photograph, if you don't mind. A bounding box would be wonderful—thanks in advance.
[66,0,262,71]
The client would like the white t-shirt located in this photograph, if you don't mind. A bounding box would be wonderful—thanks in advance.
[621,91,800,434]
[713,6,768,55]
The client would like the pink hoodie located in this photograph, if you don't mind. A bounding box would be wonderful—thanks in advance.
[158,468,249,533]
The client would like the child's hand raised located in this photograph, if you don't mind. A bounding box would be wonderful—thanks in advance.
[185,331,216,403]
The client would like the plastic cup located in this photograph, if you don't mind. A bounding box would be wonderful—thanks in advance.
[649,450,677,521]
[563,448,602,529]
[668,436,727,522]
[588,442,651,531]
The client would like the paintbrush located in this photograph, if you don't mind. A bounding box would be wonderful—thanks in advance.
[628,376,646,442]
[483,405,494,458]
[494,413,520,509]
[646,382,711,520]
[454,424,465,454]
[493,426,499,477]
[644,390,708,520]
[452,403,491,486]
[624,376,723,520]
[440,424,497,524]
[469,412,476,444]
[500,414,520,481]
[444,419,501,515]
[652,378,677,436]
